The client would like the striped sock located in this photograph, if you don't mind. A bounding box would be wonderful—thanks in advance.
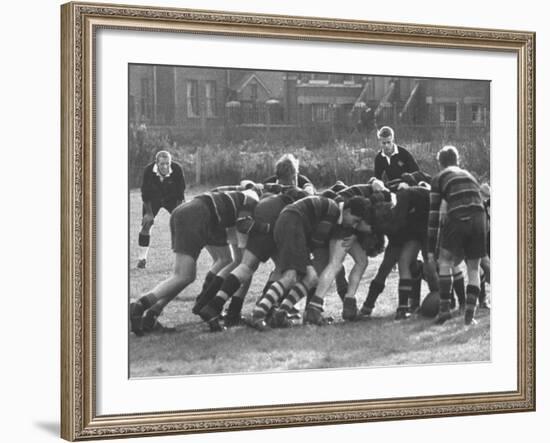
[398,279,413,310]
[217,274,242,302]
[466,285,480,310]
[253,281,285,319]
[453,271,466,306]
[280,282,308,313]
[307,294,324,312]
[261,280,273,297]
[438,273,453,312]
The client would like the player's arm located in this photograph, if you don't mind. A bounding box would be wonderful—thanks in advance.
[175,163,186,202]
[404,149,420,173]
[298,174,316,195]
[140,166,154,217]
[427,177,442,256]
[345,241,369,299]
[374,154,384,179]
[313,238,348,300]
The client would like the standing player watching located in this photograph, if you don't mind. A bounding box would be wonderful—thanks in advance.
[427,146,487,325]
[374,126,419,182]
[137,150,186,269]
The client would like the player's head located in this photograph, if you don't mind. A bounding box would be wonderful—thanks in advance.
[155,150,172,176]
[342,196,372,229]
[275,154,299,186]
[377,126,395,156]
[437,145,460,169]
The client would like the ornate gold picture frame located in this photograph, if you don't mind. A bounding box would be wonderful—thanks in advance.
[61,1,535,440]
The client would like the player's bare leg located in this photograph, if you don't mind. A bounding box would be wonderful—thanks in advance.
[137,212,154,268]
[342,241,368,321]
[396,240,421,319]
[435,247,454,324]
[130,253,196,335]
[464,257,482,325]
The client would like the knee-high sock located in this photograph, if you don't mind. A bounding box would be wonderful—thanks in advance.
[466,284,481,311]
[206,274,242,315]
[138,233,150,260]
[438,274,453,312]
[453,271,466,306]
[253,281,285,319]
[398,279,413,311]
[195,275,224,311]
[280,282,308,313]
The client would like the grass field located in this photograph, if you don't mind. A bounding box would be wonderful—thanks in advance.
[129,188,490,378]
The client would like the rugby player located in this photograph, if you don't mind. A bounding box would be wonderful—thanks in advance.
[129,188,260,336]
[427,146,487,325]
[250,195,370,330]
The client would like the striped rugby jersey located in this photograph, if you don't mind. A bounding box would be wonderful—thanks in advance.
[427,166,484,253]
[283,196,341,247]
[195,190,259,228]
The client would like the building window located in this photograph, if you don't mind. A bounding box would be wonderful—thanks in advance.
[472,104,485,124]
[205,81,217,117]
[249,83,258,102]
[343,74,354,84]
[312,103,331,122]
[186,80,199,117]
[440,103,457,123]
[310,73,330,84]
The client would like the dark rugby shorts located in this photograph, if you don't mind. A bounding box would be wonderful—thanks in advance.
[440,211,487,260]
[169,199,227,259]
[273,211,311,275]
[144,199,180,217]
[246,231,276,263]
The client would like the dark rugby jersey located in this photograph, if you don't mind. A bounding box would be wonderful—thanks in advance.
[427,166,485,253]
[253,190,306,227]
[391,186,430,235]
[283,196,341,246]
[195,190,259,229]
[141,161,186,204]
[336,184,391,205]
[374,146,419,182]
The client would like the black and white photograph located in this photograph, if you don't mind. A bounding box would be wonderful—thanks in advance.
[128,64,491,378]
